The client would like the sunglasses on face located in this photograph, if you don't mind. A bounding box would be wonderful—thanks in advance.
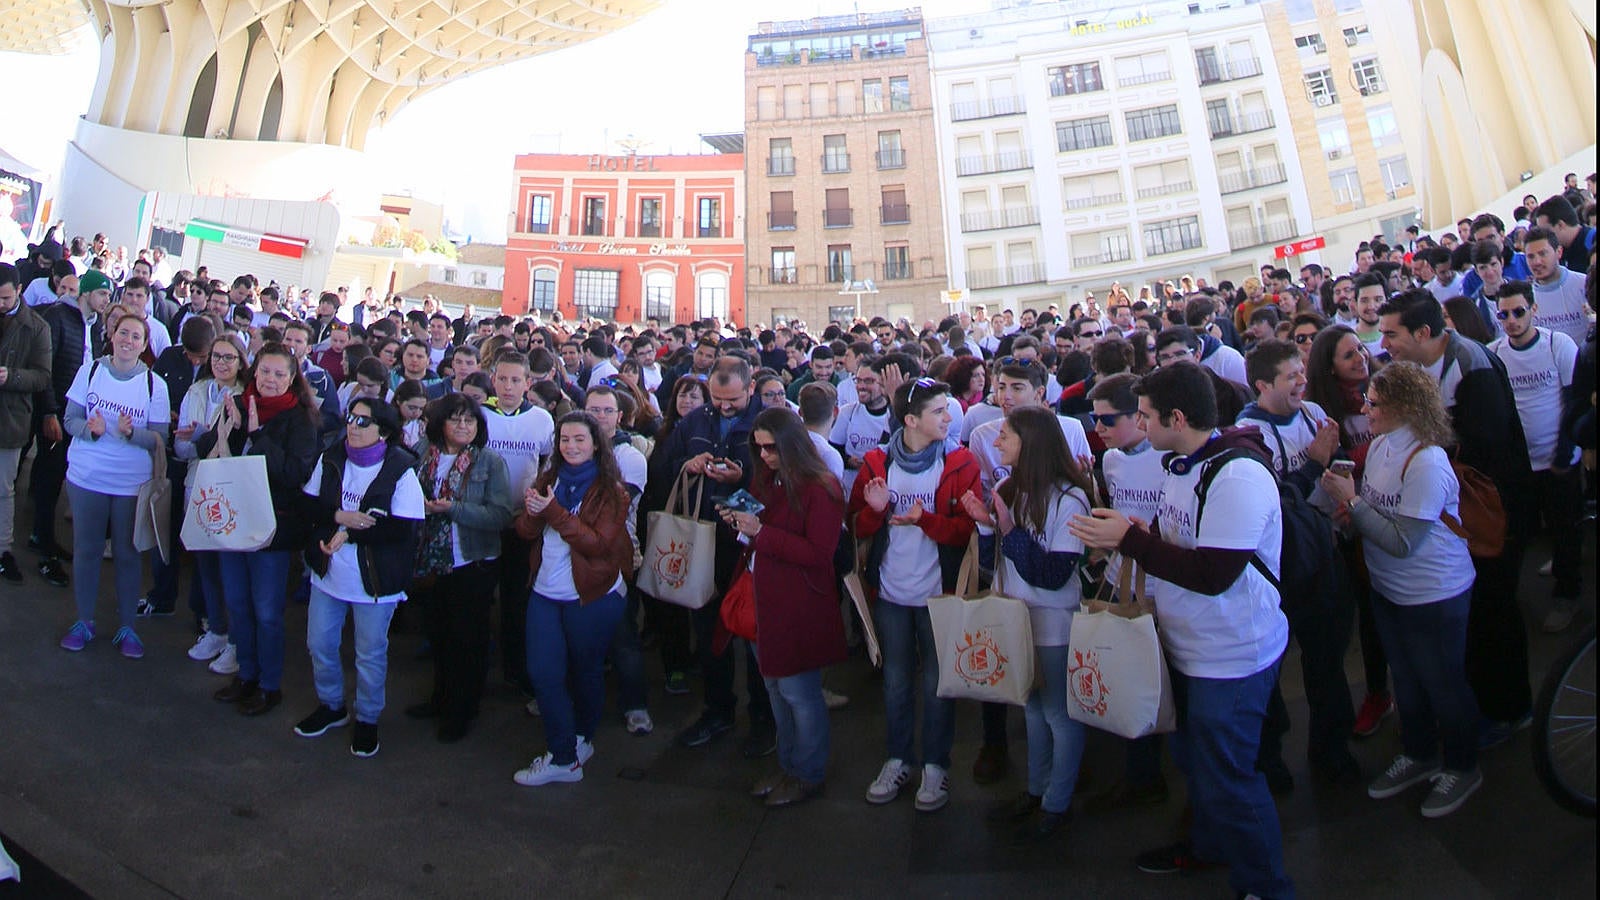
[345,413,376,428]
[754,441,779,455]
[1089,411,1135,428]
[1495,306,1530,321]
[1293,332,1318,344]
[1078,330,1104,340]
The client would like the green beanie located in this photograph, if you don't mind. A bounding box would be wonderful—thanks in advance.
[79,269,112,295]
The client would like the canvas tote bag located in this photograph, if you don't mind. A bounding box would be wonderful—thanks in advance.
[1067,556,1176,739]
[133,435,174,564]
[928,535,1035,706]
[638,470,719,609]
[180,455,277,552]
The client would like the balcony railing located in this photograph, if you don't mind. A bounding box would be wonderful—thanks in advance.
[1197,56,1263,85]
[1208,110,1276,139]
[961,206,1041,232]
[767,157,795,176]
[1064,192,1126,210]
[769,267,797,284]
[1049,74,1105,97]
[1136,181,1193,199]
[826,264,855,283]
[880,204,910,224]
[955,150,1032,176]
[823,208,853,228]
[950,96,1026,121]
[638,223,662,238]
[1218,163,1289,195]
[967,263,1046,290]
[1228,219,1298,248]
[768,211,797,230]
[1071,247,1134,268]
[821,153,850,174]
[1117,70,1172,88]
[875,149,906,169]
[883,261,914,280]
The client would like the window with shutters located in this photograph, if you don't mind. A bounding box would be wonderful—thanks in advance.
[1056,116,1114,151]
[572,268,619,319]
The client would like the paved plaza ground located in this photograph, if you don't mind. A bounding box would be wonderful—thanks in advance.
[0,528,1593,899]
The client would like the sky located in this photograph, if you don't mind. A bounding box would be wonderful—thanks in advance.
[0,0,988,243]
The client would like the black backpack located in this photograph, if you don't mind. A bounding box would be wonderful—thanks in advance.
[1192,448,1339,617]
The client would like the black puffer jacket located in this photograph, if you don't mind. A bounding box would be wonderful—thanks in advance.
[38,300,101,418]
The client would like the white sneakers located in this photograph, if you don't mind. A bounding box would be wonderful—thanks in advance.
[624,709,654,735]
[865,760,950,811]
[208,643,239,675]
[514,737,594,787]
[865,759,912,805]
[187,631,228,661]
[914,764,950,812]
[514,754,582,786]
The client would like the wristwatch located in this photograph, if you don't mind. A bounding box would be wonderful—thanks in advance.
[1345,496,1362,512]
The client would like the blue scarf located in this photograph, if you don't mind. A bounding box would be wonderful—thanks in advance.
[554,459,598,512]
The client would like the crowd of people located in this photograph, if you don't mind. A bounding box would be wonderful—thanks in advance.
[2,182,1595,900]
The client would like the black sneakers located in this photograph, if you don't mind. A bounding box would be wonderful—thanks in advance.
[675,713,734,748]
[37,557,68,587]
[0,552,23,583]
[351,722,380,758]
[294,704,351,738]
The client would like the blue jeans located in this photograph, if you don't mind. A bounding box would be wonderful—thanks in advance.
[762,664,830,784]
[874,601,954,769]
[526,590,626,765]
[1372,589,1479,772]
[218,550,291,690]
[1025,644,1087,814]
[1171,657,1294,900]
[194,551,227,636]
[66,483,141,628]
[307,585,398,724]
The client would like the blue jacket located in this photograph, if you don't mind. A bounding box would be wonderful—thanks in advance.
[657,399,764,518]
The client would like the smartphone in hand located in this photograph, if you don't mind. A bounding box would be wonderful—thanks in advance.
[722,489,765,516]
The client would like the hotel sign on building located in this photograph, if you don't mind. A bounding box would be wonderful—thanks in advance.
[504,148,746,325]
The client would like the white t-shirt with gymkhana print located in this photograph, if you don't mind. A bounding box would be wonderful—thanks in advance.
[1357,426,1475,605]
[65,359,170,497]
[878,458,944,608]
[1489,327,1580,471]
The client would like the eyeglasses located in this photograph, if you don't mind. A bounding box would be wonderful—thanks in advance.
[754,441,779,455]
[1293,332,1318,344]
[210,352,241,363]
[1362,394,1383,408]
[1156,349,1194,365]
[345,413,376,428]
[758,389,787,402]
[584,406,618,417]
[445,414,477,427]
[1078,330,1104,340]
[1495,306,1530,321]
[1089,411,1135,428]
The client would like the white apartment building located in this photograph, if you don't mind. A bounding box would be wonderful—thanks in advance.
[926,0,1317,311]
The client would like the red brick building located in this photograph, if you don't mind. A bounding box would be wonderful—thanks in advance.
[504,149,746,325]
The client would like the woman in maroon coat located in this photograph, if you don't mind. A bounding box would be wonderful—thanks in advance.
[719,408,847,807]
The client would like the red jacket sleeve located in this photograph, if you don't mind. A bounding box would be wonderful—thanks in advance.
[916,451,979,547]
[848,450,889,538]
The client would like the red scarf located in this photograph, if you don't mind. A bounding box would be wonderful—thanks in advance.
[243,383,301,425]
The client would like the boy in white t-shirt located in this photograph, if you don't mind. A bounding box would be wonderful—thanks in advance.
[1070,363,1293,900]
[829,361,892,495]
[484,353,555,696]
[1488,283,1584,630]
[849,378,980,816]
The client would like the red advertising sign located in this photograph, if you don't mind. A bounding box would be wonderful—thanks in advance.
[1274,235,1326,259]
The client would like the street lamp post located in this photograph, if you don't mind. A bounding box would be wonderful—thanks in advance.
[838,278,878,322]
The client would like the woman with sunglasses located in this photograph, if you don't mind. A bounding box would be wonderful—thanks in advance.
[1319,362,1481,818]
[173,334,248,673]
[58,312,170,659]
[195,342,320,716]
[512,412,634,786]
[720,408,847,807]
[959,406,1093,843]
[405,394,516,741]
[1289,313,1328,363]
[295,399,425,758]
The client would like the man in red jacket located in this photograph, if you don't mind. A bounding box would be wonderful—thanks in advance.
[850,377,979,814]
